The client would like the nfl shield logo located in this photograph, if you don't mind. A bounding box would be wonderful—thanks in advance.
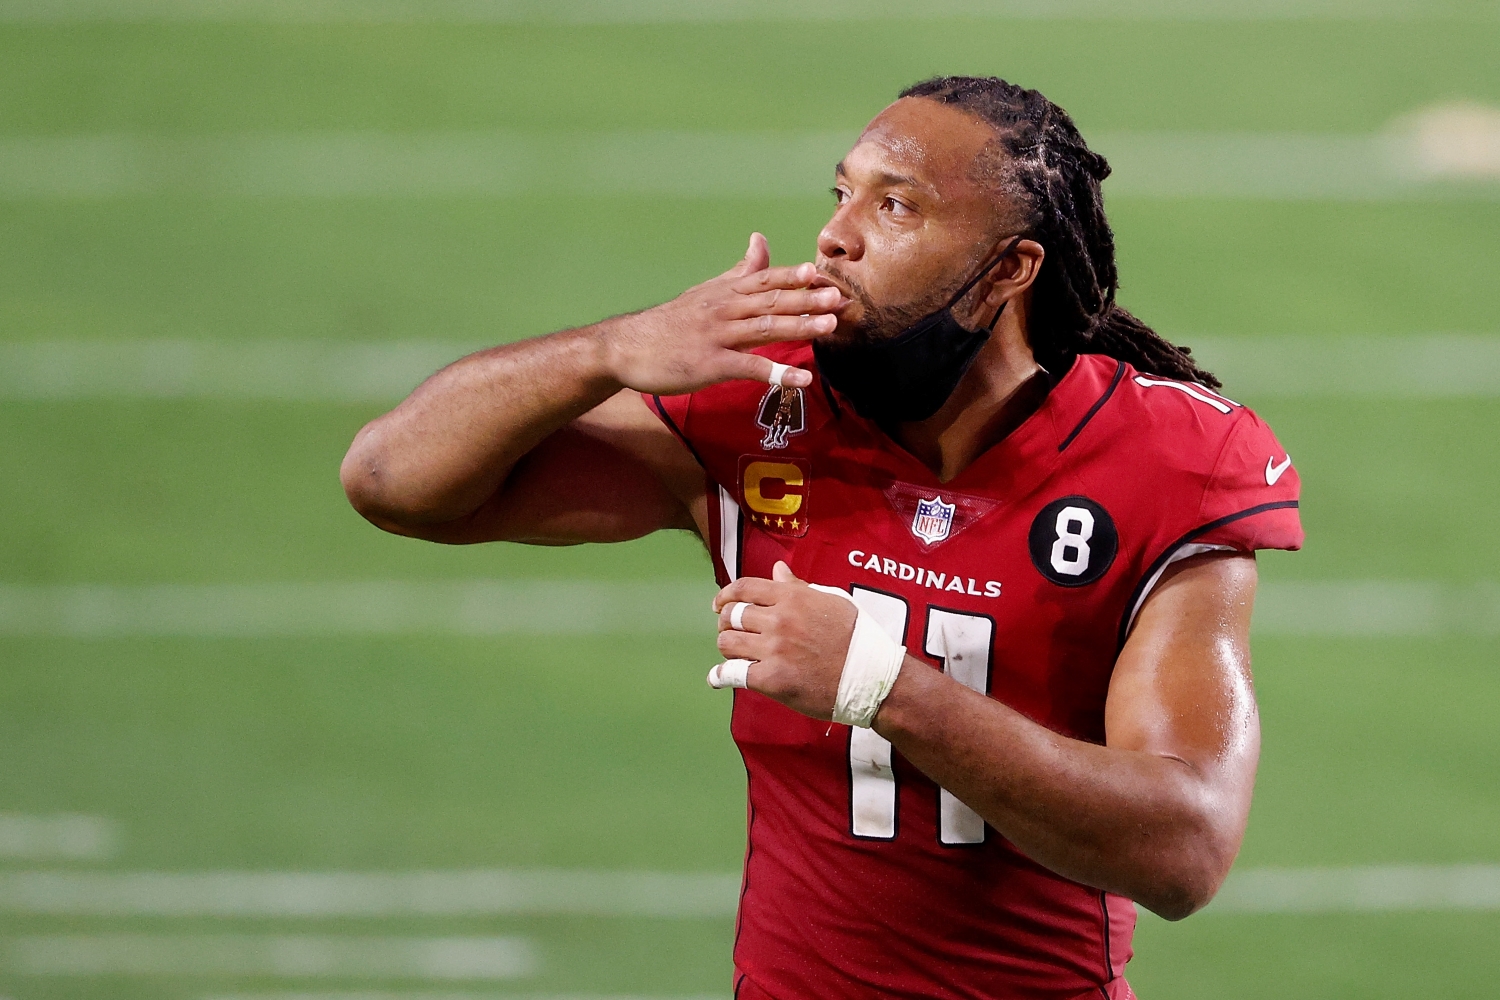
[911,496,956,546]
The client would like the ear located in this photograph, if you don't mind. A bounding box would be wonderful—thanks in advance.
[980,238,1045,310]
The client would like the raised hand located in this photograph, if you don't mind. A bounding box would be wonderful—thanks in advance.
[598,233,849,396]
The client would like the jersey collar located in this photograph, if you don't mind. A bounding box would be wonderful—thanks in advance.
[822,353,1126,503]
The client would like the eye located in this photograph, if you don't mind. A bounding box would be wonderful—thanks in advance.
[830,186,850,204]
[881,196,913,216]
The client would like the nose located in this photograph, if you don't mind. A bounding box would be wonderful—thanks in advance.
[817,205,864,263]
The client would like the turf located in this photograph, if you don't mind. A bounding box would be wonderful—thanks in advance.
[1,13,1498,1000]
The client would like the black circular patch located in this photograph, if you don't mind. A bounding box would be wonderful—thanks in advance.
[1028,495,1118,587]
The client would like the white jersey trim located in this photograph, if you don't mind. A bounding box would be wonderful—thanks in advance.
[716,484,741,582]
[1123,542,1237,637]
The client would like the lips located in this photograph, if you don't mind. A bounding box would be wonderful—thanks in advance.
[810,270,854,299]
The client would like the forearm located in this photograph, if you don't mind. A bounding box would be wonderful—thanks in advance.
[874,663,1240,919]
[341,322,621,525]
[341,238,839,531]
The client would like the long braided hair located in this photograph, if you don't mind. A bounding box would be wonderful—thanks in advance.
[899,76,1220,388]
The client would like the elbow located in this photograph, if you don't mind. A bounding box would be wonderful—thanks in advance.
[340,426,413,531]
[1138,827,1240,922]
[339,424,492,539]
[1129,755,1254,921]
[1142,879,1218,922]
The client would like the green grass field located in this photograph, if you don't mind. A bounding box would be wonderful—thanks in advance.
[2,9,1499,999]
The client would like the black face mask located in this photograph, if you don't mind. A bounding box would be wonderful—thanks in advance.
[813,237,1023,425]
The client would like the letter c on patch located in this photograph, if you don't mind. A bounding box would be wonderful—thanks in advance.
[743,461,805,516]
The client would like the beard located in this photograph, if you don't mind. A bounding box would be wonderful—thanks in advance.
[817,263,978,347]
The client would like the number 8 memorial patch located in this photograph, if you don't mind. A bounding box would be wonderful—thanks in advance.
[1027,495,1118,587]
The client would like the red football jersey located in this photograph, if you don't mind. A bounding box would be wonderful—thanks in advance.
[652,346,1302,1000]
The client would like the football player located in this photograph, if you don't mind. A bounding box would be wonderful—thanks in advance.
[341,76,1301,1000]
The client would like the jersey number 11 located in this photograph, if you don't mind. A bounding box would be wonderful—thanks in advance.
[847,586,995,845]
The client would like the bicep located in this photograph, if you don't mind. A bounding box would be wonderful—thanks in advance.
[395,389,707,545]
[1106,552,1261,793]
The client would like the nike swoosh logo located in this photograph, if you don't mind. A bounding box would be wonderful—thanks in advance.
[1266,454,1293,485]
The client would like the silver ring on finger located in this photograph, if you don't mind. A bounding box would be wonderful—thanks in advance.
[729,601,753,631]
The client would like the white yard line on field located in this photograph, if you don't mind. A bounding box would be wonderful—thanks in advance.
[0,580,1494,639]
[4,934,536,978]
[0,814,117,860]
[0,0,1474,24]
[0,339,482,403]
[0,132,856,200]
[202,995,726,1000]
[0,116,1497,201]
[0,867,1495,919]
[1187,334,1500,398]
[1251,581,1500,637]
[0,870,743,917]
[1207,865,1500,914]
[2,335,1498,403]
[0,580,718,637]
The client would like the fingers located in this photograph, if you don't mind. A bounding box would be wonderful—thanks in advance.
[722,285,847,320]
[707,658,753,690]
[728,312,839,346]
[712,565,803,629]
[716,627,764,662]
[718,599,769,633]
[728,232,771,278]
[730,261,818,294]
[713,577,786,613]
[712,350,811,388]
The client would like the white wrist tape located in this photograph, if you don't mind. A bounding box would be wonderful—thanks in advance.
[808,584,906,728]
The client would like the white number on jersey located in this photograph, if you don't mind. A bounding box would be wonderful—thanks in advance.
[1132,375,1239,414]
[848,587,907,840]
[924,607,995,844]
[1048,505,1096,577]
[846,587,994,845]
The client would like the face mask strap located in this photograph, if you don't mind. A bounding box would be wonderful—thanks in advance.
[985,298,1008,333]
[946,235,1025,310]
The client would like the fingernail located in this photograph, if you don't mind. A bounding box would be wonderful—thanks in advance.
[789,369,812,387]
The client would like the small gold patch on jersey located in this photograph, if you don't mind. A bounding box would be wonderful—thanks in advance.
[739,455,810,537]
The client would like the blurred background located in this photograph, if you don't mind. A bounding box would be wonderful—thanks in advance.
[1,1,1498,998]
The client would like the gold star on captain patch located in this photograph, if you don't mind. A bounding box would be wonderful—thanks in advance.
[790,518,800,529]
[775,517,785,528]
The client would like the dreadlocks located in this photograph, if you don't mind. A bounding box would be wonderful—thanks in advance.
[899,75,1220,389]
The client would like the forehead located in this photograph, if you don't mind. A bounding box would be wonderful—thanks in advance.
[843,96,1000,196]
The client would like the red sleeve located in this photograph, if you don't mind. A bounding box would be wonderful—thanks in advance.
[649,391,702,467]
[1192,409,1303,553]
[1119,406,1303,640]
[648,388,744,585]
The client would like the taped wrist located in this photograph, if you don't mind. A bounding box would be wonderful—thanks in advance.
[809,584,906,728]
